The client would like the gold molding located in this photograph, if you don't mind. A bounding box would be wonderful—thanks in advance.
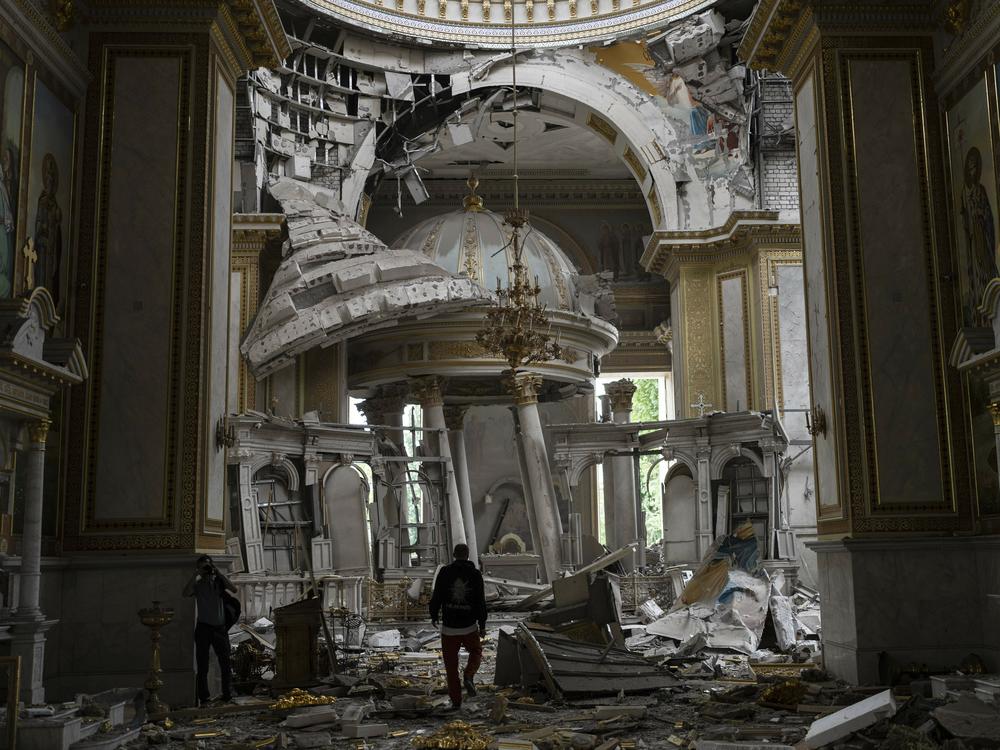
[680,268,715,418]
[587,113,617,145]
[716,268,753,412]
[757,250,803,410]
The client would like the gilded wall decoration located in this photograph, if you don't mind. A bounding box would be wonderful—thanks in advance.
[429,340,485,360]
[682,269,715,415]
[0,38,25,299]
[586,113,617,145]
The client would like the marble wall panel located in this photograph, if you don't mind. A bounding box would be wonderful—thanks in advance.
[228,272,241,414]
[205,71,234,526]
[93,56,181,521]
[848,58,943,507]
[663,472,696,563]
[719,272,749,412]
[776,264,809,413]
[794,72,840,517]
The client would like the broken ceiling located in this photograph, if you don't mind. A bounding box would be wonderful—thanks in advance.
[241,178,494,378]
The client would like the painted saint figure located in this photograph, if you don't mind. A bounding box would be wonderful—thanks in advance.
[0,145,16,297]
[33,152,61,303]
[960,146,999,324]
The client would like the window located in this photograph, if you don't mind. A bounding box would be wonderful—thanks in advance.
[720,457,769,554]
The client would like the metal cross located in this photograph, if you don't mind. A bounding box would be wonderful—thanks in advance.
[690,392,713,418]
[22,237,37,291]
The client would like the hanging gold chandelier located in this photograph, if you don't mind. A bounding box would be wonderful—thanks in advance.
[474,10,561,374]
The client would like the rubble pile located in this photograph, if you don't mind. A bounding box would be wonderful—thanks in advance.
[106,530,1000,749]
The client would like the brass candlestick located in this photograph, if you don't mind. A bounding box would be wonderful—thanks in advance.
[138,601,174,716]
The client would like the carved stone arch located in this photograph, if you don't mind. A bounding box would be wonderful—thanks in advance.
[665,461,693,483]
[557,451,606,488]
[249,454,300,491]
[459,52,678,231]
[322,462,373,575]
[711,445,766,480]
[664,448,698,478]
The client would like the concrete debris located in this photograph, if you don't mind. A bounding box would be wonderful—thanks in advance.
[646,525,804,657]
[802,689,898,748]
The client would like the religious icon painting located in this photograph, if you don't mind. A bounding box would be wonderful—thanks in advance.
[946,75,999,328]
[25,76,75,308]
[0,39,25,299]
[949,74,1000,516]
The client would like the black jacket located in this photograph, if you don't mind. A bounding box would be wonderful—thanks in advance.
[429,560,487,631]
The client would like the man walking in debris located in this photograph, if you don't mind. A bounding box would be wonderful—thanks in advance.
[182,554,238,707]
[430,543,487,709]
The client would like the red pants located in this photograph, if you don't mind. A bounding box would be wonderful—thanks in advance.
[441,631,482,705]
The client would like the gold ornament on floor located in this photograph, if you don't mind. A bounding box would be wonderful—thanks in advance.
[138,601,174,716]
[269,687,336,710]
[411,720,492,750]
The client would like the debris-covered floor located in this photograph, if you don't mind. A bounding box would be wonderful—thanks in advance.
[122,620,1000,750]
[117,530,1000,749]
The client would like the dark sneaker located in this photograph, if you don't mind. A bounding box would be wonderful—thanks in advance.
[464,677,477,697]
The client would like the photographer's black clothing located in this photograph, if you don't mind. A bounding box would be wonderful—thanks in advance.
[429,559,487,631]
[194,622,231,703]
[193,576,225,626]
[185,572,234,702]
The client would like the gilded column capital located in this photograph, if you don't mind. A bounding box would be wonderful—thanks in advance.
[357,398,387,426]
[410,376,446,407]
[27,419,51,445]
[376,383,410,415]
[444,405,469,431]
[605,378,637,414]
[511,372,543,406]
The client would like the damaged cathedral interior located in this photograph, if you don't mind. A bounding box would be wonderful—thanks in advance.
[0,0,998,746]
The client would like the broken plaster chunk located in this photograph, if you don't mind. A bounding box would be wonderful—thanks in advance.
[343,723,389,738]
[802,690,898,749]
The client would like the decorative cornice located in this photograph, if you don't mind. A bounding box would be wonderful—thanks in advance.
[88,0,290,68]
[739,0,935,75]
[0,0,89,96]
[232,213,285,252]
[641,212,801,280]
[375,179,646,208]
[295,0,717,49]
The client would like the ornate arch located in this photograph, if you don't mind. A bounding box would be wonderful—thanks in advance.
[455,49,677,231]
[249,453,301,492]
[711,445,766,480]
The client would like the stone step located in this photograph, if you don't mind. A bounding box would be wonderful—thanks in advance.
[69,726,140,750]
[17,714,82,750]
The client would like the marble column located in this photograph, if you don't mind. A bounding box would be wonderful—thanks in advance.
[19,420,48,616]
[445,406,479,559]
[512,373,563,582]
[411,376,466,549]
[695,445,713,559]
[12,419,54,703]
[740,2,977,682]
[605,379,639,571]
